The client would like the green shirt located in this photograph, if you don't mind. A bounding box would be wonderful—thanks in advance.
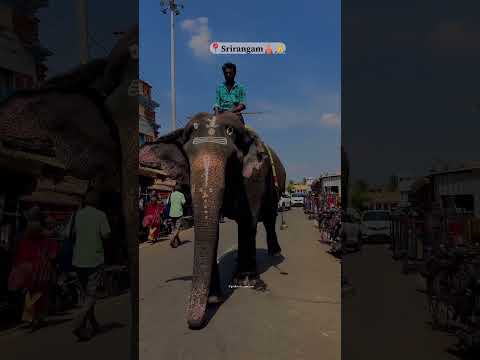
[67,206,111,268]
[214,82,246,111]
[169,191,186,218]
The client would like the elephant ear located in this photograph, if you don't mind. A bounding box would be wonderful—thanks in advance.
[241,129,269,179]
[139,128,190,185]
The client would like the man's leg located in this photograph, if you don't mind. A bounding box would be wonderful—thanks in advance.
[73,267,102,339]
[170,218,181,247]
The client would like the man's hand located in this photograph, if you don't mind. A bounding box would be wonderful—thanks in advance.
[231,104,246,113]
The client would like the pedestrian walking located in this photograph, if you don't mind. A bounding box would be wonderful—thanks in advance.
[66,190,111,341]
[143,194,164,242]
[8,206,58,330]
[168,185,186,248]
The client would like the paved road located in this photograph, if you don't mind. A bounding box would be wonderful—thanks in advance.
[140,208,341,360]
[0,293,131,360]
[343,244,457,360]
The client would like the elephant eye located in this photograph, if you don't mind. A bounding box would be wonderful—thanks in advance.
[226,126,234,136]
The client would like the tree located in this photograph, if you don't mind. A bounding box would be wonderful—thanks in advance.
[350,179,370,211]
[287,180,295,193]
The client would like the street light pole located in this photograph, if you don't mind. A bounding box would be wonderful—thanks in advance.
[170,7,176,131]
[77,0,89,64]
[161,1,184,131]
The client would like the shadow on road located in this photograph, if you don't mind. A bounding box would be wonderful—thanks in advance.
[95,322,126,337]
[203,248,286,328]
[164,248,287,328]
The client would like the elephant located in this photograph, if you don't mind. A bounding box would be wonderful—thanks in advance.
[0,25,139,357]
[139,111,286,329]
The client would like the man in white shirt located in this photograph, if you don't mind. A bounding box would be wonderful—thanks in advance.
[67,190,111,340]
[168,185,186,248]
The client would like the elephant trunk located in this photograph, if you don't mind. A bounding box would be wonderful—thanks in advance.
[186,151,226,329]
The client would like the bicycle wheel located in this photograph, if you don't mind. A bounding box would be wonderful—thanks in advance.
[430,270,455,330]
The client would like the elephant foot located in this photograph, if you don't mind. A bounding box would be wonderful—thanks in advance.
[232,271,258,287]
[207,295,223,305]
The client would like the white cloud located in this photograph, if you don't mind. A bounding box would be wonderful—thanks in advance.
[180,17,212,61]
[248,93,341,130]
[320,113,341,128]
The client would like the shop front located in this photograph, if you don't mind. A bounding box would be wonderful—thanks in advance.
[0,147,67,312]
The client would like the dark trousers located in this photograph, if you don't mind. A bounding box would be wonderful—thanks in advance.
[73,265,103,330]
[170,217,183,244]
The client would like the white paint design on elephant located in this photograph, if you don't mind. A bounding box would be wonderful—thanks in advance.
[206,116,218,129]
[203,155,210,187]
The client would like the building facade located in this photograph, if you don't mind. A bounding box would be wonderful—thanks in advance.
[320,173,341,197]
[0,1,51,100]
[428,166,480,217]
[365,189,401,211]
[398,174,416,207]
[139,79,159,146]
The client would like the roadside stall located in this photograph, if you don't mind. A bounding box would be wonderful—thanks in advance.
[0,144,66,315]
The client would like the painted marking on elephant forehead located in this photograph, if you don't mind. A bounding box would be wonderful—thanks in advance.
[203,156,210,187]
[206,116,218,129]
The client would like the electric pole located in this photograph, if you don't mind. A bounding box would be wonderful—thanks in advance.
[77,0,89,64]
[161,1,184,131]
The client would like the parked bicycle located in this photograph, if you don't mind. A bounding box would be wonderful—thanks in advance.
[422,243,480,353]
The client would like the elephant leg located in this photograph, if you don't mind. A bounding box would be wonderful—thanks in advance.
[234,220,258,284]
[264,217,282,256]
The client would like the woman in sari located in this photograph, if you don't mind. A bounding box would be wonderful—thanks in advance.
[9,206,58,329]
[142,194,164,242]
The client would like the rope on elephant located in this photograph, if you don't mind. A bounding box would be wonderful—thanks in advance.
[244,124,279,190]
[265,144,279,189]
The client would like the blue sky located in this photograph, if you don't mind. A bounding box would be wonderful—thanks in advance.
[140,0,340,182]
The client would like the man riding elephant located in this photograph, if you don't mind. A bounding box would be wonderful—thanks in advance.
[213,62,267,156]
[213,62,246,123]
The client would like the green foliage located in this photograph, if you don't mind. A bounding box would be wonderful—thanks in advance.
[350,179,370,211]
[287,181,295,193]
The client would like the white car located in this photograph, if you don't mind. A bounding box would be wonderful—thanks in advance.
[278,193,292,211]
[290,192,305,207]
[360,210,392,243]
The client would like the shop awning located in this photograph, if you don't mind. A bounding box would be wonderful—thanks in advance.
[0,143,65,175]
[139,166,168,178]
[148,178,176,191]
[20,191,82,206]
[36,176,89,196]
[148,184,173,191]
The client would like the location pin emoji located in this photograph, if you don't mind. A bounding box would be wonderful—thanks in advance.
[265,44,272,55]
